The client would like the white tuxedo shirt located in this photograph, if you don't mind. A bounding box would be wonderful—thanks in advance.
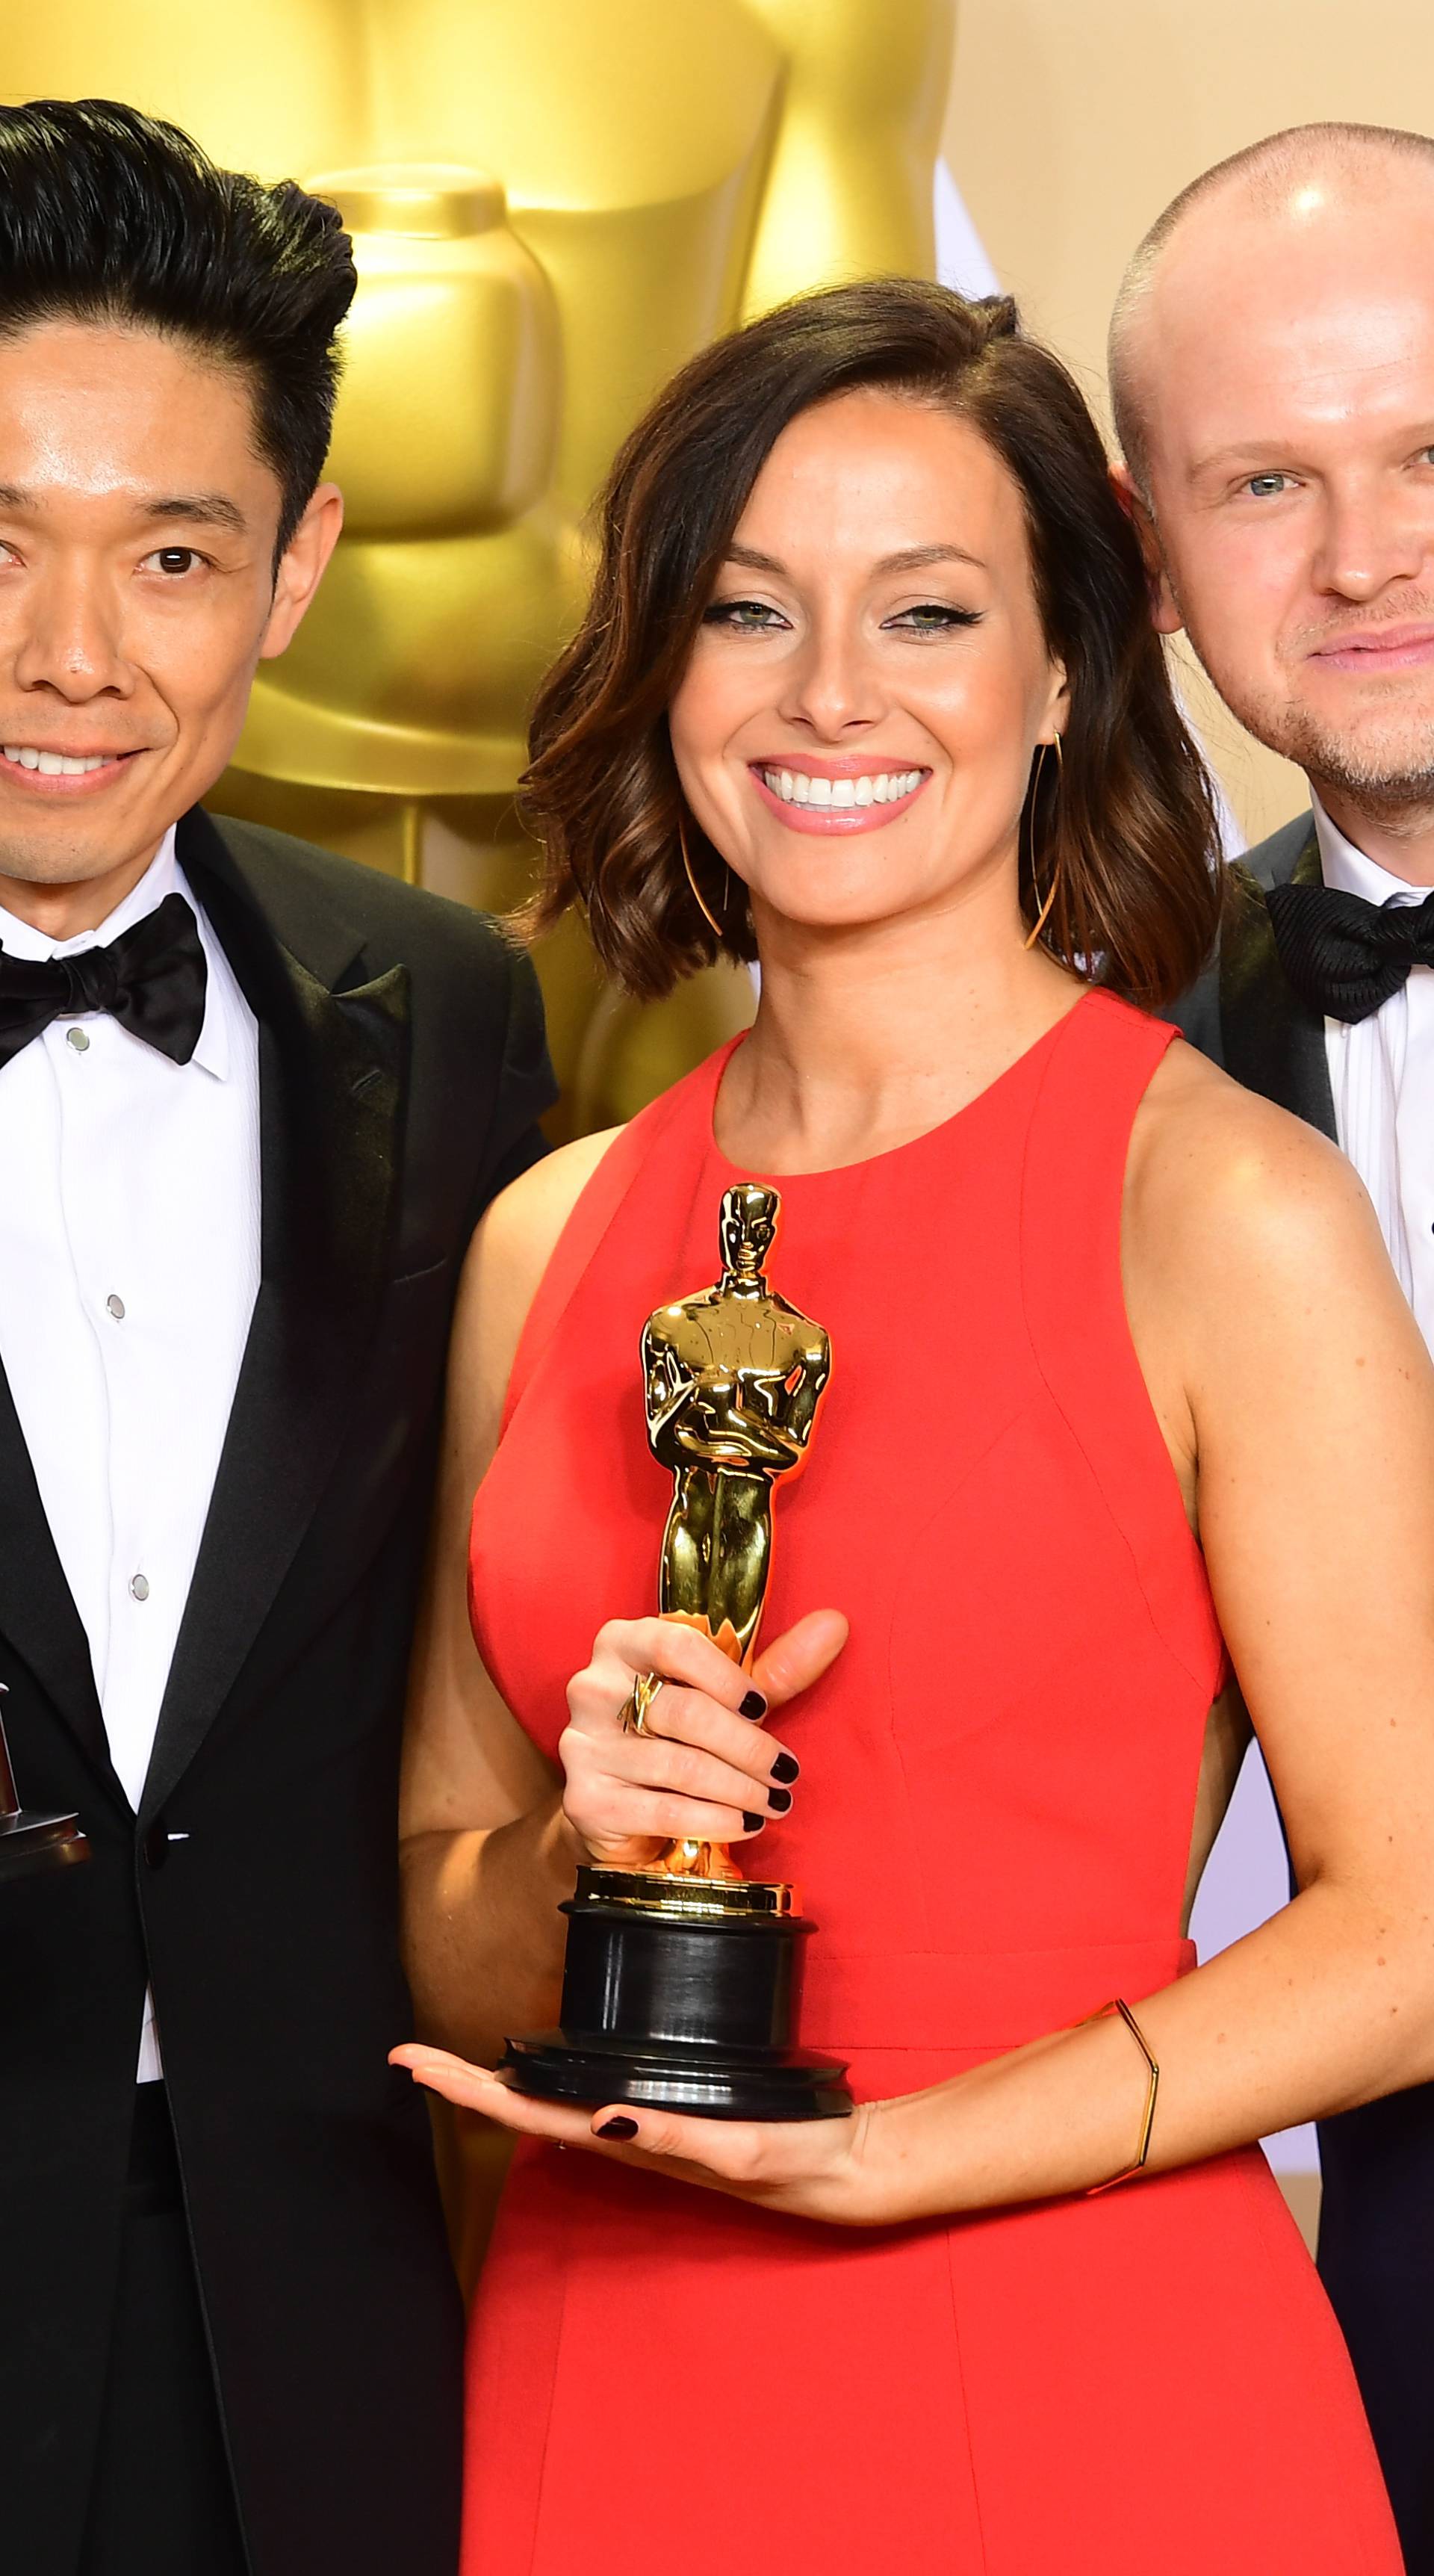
[1314,796,1434,1353]
[0,829,260,2074]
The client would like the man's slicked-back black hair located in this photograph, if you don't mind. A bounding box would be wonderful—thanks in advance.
[0,98,358,556]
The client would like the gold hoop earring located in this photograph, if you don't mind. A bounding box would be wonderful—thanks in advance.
[1022,733,1064,951]
[678,812,726,939]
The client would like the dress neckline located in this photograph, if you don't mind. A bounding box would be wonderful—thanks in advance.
[707,987,1099,1186]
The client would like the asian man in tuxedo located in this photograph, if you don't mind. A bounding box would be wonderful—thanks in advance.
[1111,118,1434,2573]
[0,100,555,2576]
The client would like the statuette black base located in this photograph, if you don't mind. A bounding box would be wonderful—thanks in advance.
[503,1866,851,2122]
[504,2027,851,2120]
[0,1806,90,1880]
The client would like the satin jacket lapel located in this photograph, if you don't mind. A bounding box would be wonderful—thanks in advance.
[0,1359,111,1780]
[140,821,410,1824]
[1220,828,1337,1141]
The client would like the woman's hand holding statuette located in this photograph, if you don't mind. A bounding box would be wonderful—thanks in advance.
[556,1606,847,1869]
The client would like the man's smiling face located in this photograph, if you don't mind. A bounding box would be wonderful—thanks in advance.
[0,318,338,923]
[1120,159,1434,843]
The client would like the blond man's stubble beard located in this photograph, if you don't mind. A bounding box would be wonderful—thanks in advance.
[1167,571,1434,840]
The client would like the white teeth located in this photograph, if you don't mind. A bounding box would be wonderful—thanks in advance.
[758,764,925,810]
[2,746,110,775]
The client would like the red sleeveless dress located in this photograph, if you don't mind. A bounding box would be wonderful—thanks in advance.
[463,992,1400,2575]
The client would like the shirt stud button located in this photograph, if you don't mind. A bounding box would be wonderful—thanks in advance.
[66,1027,90,1053]
[105,1293,125,1320]
[129,1573,149,1602]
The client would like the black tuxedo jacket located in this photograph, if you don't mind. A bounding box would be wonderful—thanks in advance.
[0,808,556,2576]
[1165,810,1335,1138]
[1170,810,1434,2567]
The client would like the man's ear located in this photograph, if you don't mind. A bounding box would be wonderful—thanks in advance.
[259,483,344,660]
[1109,461,1182,637]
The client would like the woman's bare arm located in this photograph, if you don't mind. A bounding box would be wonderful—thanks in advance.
[397,1130,618,2065]
[1113,1046,1434,2151]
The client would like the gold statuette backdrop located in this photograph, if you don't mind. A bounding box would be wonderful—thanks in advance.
[6,0,955,1139]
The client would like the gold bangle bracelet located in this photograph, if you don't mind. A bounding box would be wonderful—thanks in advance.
[1083,1996,1159,2196]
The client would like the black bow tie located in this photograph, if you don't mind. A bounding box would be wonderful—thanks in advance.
[1264,877,1434,1025]
[0,891,208,1070]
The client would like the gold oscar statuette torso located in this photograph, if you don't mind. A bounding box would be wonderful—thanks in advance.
[641,1183,831,1881]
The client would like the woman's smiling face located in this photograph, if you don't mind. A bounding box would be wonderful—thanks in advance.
[668,386,1069,945]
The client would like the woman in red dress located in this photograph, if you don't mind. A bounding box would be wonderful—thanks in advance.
[396,282,1433,2572]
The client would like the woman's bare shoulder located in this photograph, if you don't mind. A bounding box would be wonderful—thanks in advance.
[1127,1037,1382,1300]
[466,1124,625,1343]
[447,1125,626,1464]
[481,1125,625,1266]
[1132,1035,1369,1246]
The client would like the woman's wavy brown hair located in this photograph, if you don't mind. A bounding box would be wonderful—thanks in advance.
[520,277,1223,1008]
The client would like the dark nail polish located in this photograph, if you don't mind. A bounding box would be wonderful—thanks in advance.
[766,1784,792,1815]
[770,1750,800,1784]
[740,1689,768,1720]
[742,1812,766,1833]
[598,2116,638,2140]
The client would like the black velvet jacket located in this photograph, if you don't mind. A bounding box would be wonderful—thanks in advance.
[0,808,555,2576]
[1164,809,1333,1136]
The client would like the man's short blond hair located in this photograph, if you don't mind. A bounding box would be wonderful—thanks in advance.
[1108,121,1434,497]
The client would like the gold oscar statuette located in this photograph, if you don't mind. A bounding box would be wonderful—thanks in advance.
[503,1185,851,2120]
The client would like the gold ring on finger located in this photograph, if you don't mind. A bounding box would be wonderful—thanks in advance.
[620,1671,664,1737]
